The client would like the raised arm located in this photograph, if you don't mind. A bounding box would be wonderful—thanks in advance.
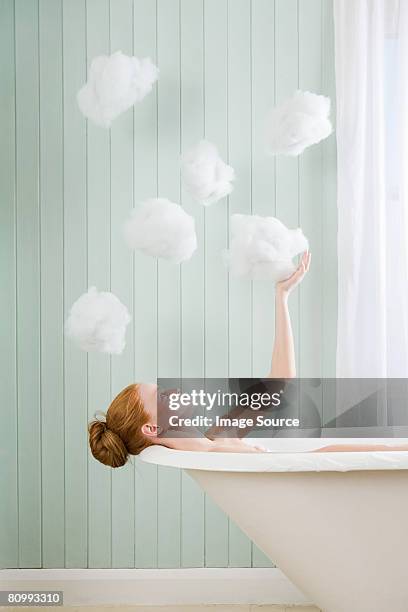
[268,252,311,379]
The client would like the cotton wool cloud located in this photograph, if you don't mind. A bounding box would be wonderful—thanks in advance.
[225,214,309,282]
[65,287,131,355]
[266,90,332,156]
[123,198,197,263]
[181,140,235,206]
[77,51,158,127]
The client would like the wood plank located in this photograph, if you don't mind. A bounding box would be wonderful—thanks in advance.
[63,0,88,569]
[86,0,112,568]
[133,0,159,569]
[0,0,18,570]
[156,0,182,568]
[39,0,65,568]
[203,0,229,567]
[180,0,205,568]
[110,0,136,569]
[251,0,277,381]
[227,0,253,567]
[251,0,276,568]
[15,0,42,569]
[275,0,300,364]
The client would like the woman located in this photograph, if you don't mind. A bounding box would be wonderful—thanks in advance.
[89,252,408,467]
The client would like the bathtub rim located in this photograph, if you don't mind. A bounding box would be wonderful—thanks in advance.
[139,441,408,472]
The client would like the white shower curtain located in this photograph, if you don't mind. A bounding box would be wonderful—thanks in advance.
[334,0,408,377]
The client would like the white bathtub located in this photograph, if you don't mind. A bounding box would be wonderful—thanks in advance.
[140,439,408,612]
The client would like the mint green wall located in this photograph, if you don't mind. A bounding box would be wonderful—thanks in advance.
[0,0,336,569]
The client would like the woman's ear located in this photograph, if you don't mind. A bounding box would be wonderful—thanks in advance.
[141,423,162,437]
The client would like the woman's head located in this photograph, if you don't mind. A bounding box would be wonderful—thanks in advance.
[88,383,160,468]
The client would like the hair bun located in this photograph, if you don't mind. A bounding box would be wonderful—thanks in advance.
[88,420,128,468]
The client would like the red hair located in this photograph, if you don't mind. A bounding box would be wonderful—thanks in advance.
[88,384,153,468]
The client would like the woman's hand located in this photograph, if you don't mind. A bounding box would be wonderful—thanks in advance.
[276,251,311,297]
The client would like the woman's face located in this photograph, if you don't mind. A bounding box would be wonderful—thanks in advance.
[138,383,187,437]
[138,383,177,430]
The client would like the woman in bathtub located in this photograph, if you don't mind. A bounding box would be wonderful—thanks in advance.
[88,252,408,467]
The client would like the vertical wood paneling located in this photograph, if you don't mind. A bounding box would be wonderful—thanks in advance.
[180,0,205,568]
[227,0,253,375]
[252,0,276,381]
[39,0,65,568]
[227,0,253,567]
[133,0,159,569]
[275,0,300,365]
[0,0,18,570]
[86,0,112,568]
[203,0,229,568]
[15,0,42,569]
[156,0,182,568]
[110,0,136,569]
[2,0,336,570]
[251,0,276,568]
[63,0,88,568]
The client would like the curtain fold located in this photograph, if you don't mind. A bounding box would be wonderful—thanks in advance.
[334,0,408,377]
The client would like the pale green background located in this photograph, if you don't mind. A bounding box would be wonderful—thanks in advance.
[0,0,337,569]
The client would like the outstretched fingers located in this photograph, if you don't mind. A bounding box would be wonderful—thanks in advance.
[293,251,310,283]
[298,251,311,276]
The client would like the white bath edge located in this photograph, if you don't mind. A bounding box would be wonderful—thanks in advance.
[140,440,408,472]
[0,568,312,606]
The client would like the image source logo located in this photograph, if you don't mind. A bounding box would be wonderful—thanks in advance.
[157,378,408,439]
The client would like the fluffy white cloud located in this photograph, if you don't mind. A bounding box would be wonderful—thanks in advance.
[123,198,197,263]
[77,50,158,127]
[225,214,308,281]
[65,287,131,355]
[266,90,332,156]
[181,140,235,205]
